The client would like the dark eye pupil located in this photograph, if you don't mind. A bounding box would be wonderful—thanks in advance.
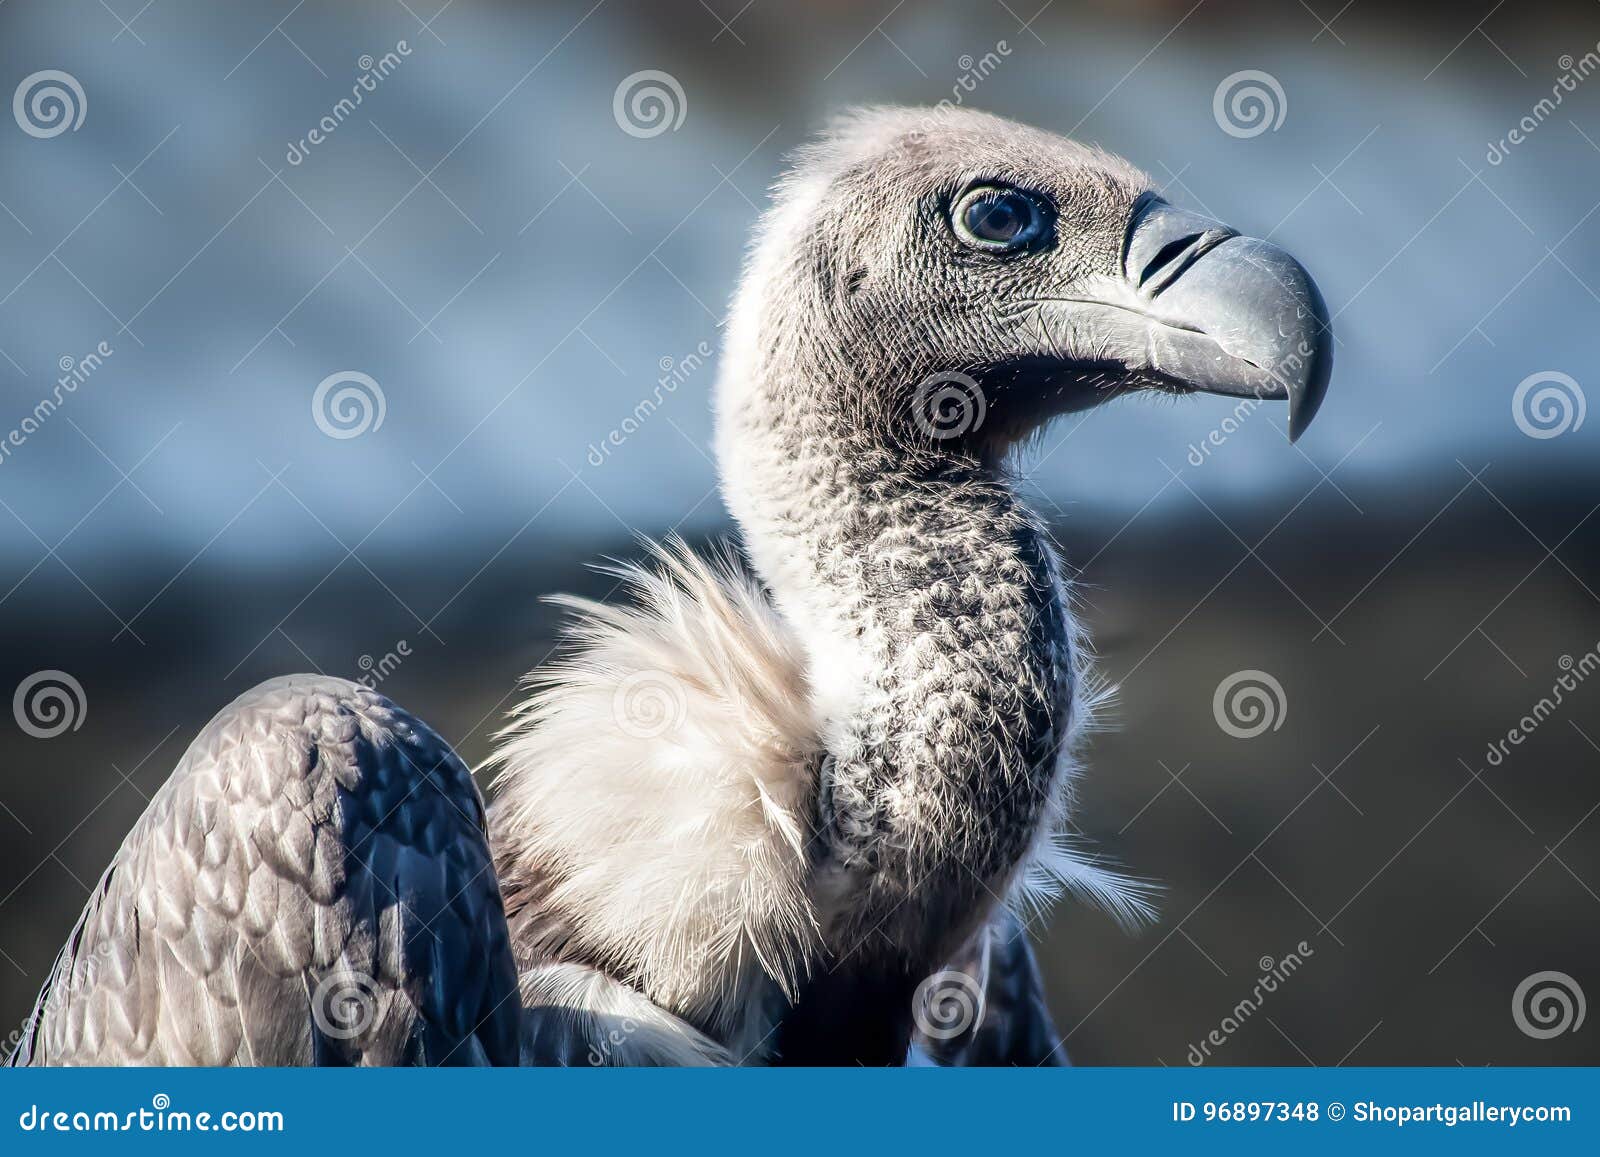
[969,195,1024,240]
[957,189,1040,249]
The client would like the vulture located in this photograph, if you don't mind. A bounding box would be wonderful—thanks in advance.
[7,106,1330,1067]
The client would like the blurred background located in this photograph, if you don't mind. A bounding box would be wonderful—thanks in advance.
[0,0,1596,1065]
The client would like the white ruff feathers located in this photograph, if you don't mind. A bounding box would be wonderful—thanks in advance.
[488,541,823,1056]
[488,539,1152,1060]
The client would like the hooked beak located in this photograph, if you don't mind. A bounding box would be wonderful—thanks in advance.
[1028,192,1333,441]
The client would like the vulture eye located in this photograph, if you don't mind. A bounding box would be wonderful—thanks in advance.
[952,185,1049,252]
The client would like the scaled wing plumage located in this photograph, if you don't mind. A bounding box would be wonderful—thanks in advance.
[8,675,520,1066]
[12,553,1090,1067]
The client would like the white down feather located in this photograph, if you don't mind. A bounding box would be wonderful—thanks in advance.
[488,540,825,1057]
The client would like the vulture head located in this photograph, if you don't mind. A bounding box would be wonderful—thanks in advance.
[718,105,1331,477]
[704,108,1336,1056]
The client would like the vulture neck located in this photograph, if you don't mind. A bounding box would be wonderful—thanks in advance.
[718,352,1075,987]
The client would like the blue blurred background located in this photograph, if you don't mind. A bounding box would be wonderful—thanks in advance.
[1,0,1596,1065]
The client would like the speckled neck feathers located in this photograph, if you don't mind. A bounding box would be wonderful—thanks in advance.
[719,385,1076,972]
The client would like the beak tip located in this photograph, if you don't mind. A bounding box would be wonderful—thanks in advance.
[1286,287,1334,443]
[1122,195,1335,444]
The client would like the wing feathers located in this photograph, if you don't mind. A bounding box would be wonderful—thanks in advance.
[9,675,520,1067]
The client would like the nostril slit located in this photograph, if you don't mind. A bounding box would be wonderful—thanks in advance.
[1139,233,1207,286]
[1133,227,1239,295]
